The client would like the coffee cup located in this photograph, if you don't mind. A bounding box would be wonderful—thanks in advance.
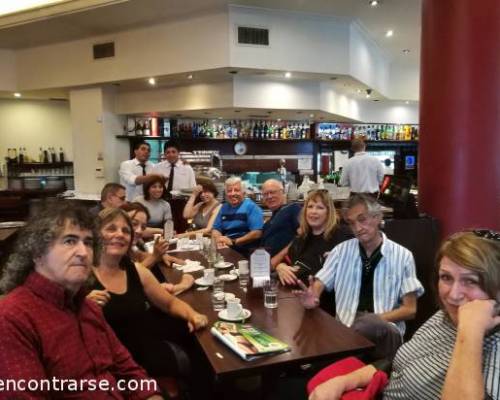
[226,297,243,319]
[203,268,215,284]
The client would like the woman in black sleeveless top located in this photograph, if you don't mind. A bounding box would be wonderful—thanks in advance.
[87,208,208,377]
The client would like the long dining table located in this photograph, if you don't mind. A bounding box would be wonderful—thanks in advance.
[163,245,374,385]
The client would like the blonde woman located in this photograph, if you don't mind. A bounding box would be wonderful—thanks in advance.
[273,189,352,286]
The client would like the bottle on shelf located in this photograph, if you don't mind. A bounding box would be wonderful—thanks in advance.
[59,147,65,163]
[18,147,24,164]
[43,148,49,163]
[50,147,57,163]
[39,147,44,163]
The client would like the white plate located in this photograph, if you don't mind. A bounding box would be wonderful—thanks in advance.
[218,308,252,322]
[180,264,205,273]
[229,269,239,276]
[195,277,213,286]
[219,273,237,282]
[214,261,233,269]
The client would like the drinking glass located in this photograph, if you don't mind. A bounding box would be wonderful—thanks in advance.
[263,279,279,309]
[212,292,225,311]
[238,260,250,290]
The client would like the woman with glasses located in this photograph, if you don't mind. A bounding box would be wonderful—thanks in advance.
[309,229,500,400]
[272,189,352,287]
[120,202,193,294]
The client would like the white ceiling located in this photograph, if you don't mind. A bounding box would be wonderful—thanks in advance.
[0,0,421,64]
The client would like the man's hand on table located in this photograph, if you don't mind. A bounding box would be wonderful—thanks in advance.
[216,236,233,248]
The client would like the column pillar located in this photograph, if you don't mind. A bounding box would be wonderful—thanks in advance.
[419,0,500,237]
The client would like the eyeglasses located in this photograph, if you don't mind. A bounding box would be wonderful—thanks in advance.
[472,229,500,242]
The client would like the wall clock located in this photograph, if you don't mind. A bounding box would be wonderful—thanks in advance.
[233,141,248,155]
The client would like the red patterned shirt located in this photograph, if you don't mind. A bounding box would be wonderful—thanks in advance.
[0,272,160,399]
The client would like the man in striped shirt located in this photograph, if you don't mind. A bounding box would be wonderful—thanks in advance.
[296,194,424,359]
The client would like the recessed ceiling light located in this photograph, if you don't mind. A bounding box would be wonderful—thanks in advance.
[285,72,292,78]
[405,101,410,104]
[148,77,156,85]
[13,92,21,98]
[187,74,193,80]
[369,0,379,6]
[402,49,411,54]
[385,30,394,38]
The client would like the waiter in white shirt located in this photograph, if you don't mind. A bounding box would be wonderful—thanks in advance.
[152,141,196,232]
[119,140,161,201]
[339,137,384,198]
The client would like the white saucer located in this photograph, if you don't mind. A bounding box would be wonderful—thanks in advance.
[219,273,237,282]
[195,277,213,286]
[180,264,204,273]
[214,261,233,269]
[218,308,252,322]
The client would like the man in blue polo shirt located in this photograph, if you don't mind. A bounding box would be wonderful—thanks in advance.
[260,179,301,258]
[212,176,263,256]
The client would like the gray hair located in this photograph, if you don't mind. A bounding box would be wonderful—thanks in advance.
[225,176,246,191]
[0,203,100,294]
[347,194,383,217]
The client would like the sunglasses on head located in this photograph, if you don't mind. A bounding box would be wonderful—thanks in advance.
[472,229,500,242]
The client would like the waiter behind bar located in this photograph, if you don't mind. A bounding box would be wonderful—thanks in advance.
[340,137,384,198]
[152,141,196,233]
[119,140,160,201]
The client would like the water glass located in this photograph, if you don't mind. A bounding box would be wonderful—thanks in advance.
[212,292,225,311]
[213,277,224,294]
[264,279,279,309]
[238,260,250,290]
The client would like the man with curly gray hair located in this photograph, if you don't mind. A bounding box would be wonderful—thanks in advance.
[0,203,162,399]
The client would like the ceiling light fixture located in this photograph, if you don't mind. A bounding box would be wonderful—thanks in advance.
[369,0,379,7]
[285,72,292,78]
[385,30,394,38]
[14,92,21,98]
[148,77,156,85]
[366,89,372,98]
[187,74,193,80]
